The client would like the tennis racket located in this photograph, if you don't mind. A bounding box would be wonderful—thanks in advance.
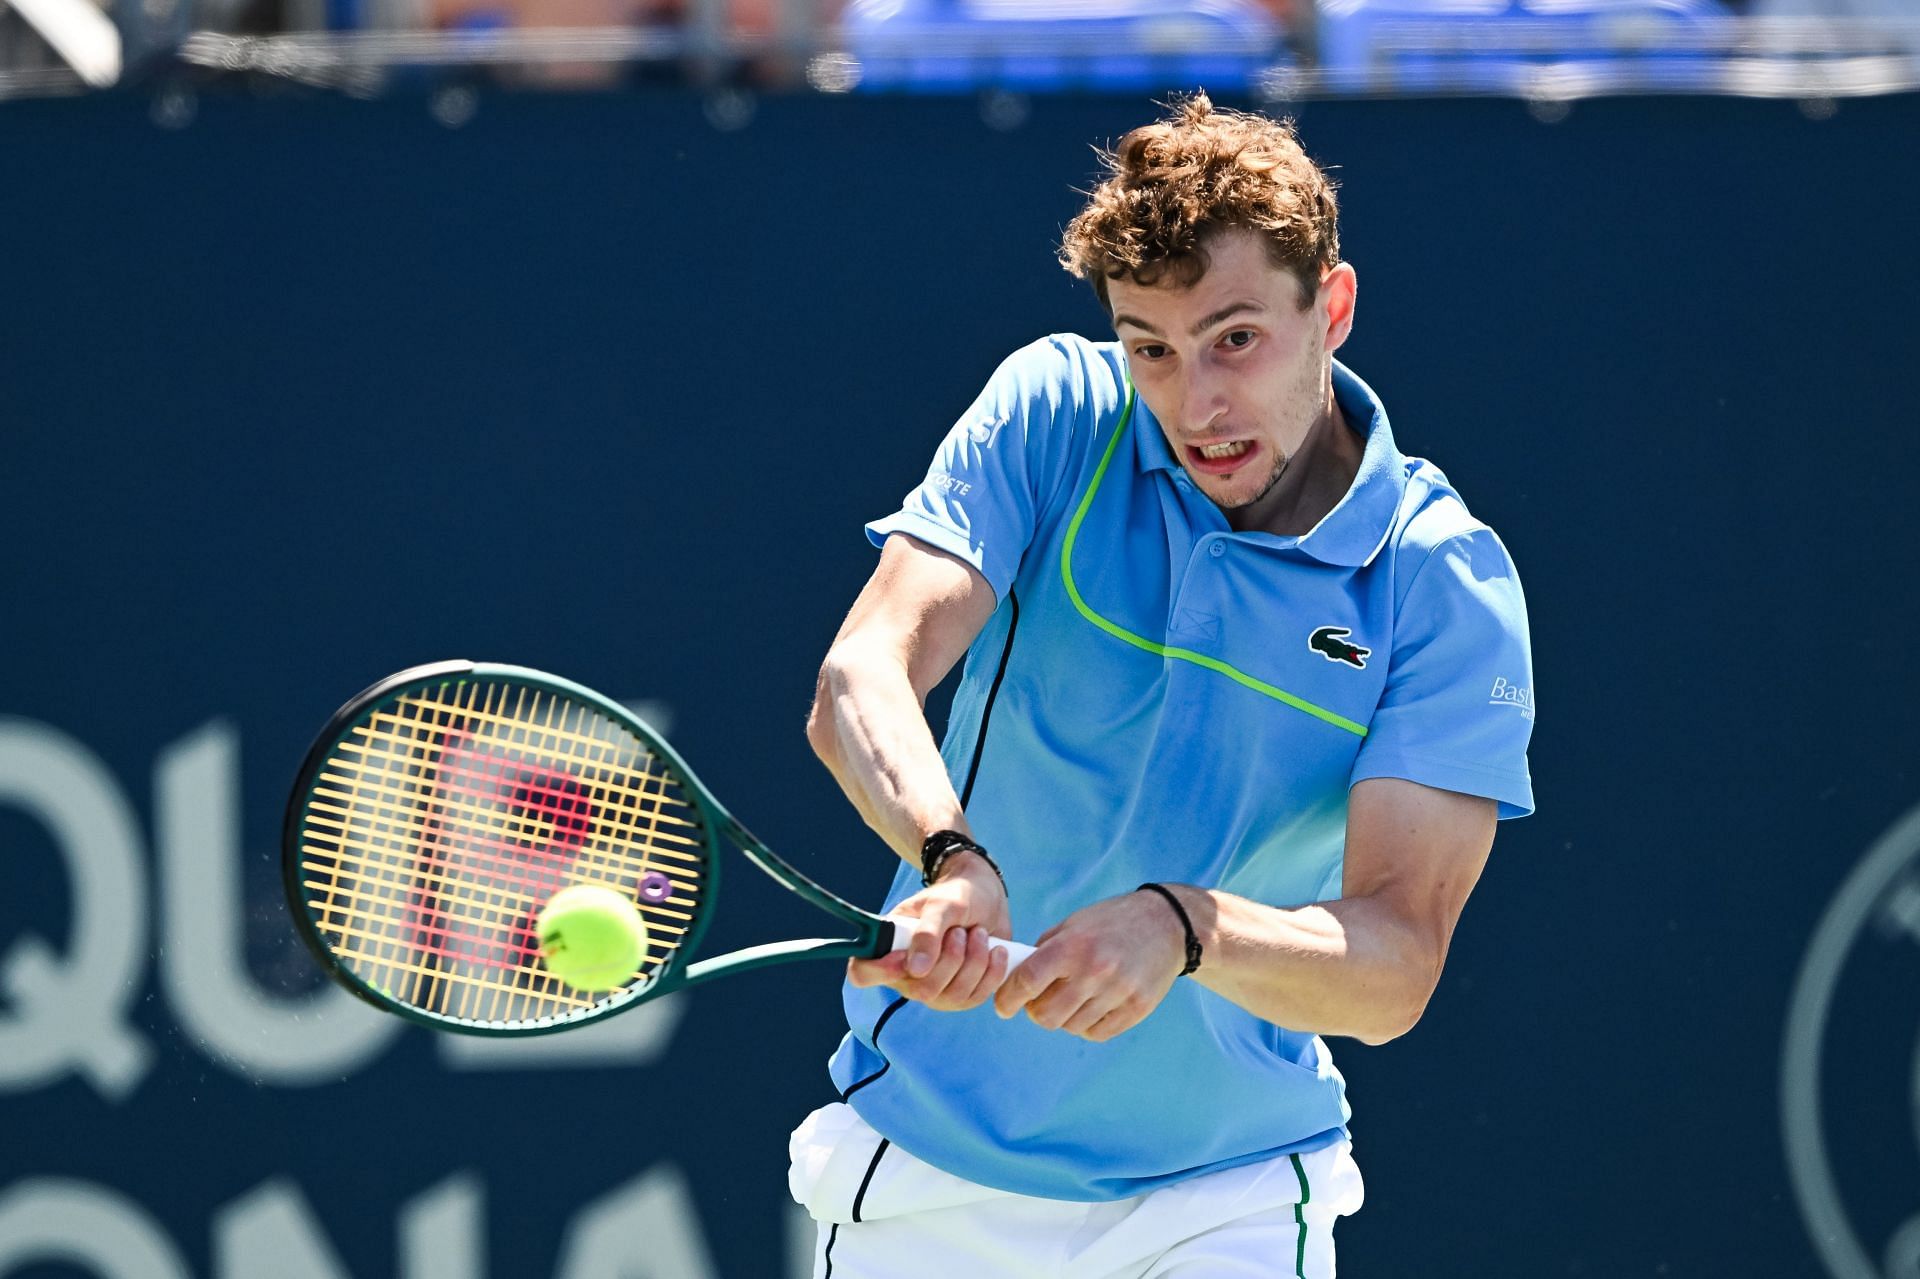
[283,660,1032,1036]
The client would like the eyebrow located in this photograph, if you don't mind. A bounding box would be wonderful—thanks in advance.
[1112,300,1267,339]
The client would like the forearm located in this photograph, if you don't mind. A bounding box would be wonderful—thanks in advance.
[808,638,968,867]
[996,783,1492,1045]
[1166,887,1440,1046]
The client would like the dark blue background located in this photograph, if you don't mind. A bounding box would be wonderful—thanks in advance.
[2,87,1916,1276]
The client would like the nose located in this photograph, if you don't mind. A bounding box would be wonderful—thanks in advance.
[1180,356,1229,435]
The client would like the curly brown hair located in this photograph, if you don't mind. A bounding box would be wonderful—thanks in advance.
[1059,92,1340,312]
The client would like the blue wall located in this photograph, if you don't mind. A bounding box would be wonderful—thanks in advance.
[2,88,1917,1277]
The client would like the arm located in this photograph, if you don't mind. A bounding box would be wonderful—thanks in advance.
[807,533,995,858]
[993,777,1496,1045]
[807,533,1014,1007]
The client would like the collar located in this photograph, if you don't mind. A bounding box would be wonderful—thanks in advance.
[1131,357,1407,568]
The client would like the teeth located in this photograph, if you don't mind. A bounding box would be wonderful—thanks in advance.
[1198,441,1249,459]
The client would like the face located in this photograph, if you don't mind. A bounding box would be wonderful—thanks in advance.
[1109,228,1356,521]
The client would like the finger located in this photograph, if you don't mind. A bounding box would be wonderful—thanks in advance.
[998,965,1071,1021]
[1024,980,1096,1033]
[1061,989,1124,1038]
[993,955,1045,1018]
[1080,1003,1141,1043]
[974,932,1012,999]
[916,920,970,996]
[903,915,948,980]
[942,928,1003,1008]
[928,927,987,1008]
[847,952,908,990]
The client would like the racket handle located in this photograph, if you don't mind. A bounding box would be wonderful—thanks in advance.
[885,915,1035,974]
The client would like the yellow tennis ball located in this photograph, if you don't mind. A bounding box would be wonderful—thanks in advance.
[536,884,649,993]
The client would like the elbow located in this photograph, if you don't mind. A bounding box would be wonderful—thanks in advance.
[807,647,859,766]
[805,660,840,765]
[1353,999,1426,1047]
[1353,954,1443,1046]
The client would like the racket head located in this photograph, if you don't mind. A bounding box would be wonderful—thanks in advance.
[282,661,722,1035]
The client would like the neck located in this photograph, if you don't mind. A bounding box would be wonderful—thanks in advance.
[1225,386,1364,536]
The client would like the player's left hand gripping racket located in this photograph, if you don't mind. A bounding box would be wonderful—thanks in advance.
[283,660,1032,1035]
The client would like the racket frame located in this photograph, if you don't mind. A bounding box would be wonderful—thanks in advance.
[282,660,900,1036]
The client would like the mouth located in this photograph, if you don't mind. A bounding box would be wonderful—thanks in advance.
[1184,439,1259,477]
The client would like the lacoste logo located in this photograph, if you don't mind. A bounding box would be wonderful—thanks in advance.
[967,415,1008,446]
[1309,626,1370,669]
[928,470,972,496]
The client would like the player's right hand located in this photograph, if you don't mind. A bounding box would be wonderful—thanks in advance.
[847,852,1013,1011]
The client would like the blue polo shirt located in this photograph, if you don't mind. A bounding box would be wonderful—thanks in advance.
[829,334,1535,1203]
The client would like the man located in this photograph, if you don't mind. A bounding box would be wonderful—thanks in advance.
[791,93,1534,1277]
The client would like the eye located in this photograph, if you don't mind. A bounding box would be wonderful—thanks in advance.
[1133,343,1169,361]
[1221,329,1256,350]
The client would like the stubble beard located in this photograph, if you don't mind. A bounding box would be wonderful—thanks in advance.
[1220,351,1326,511]
[1219,450,1290,511]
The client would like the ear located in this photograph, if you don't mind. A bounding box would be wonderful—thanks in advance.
[1321,263,1357,352]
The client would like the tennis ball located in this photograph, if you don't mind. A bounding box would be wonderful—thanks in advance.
[536,884,649,993]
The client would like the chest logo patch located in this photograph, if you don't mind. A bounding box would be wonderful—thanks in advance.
[1309,626,1371,669]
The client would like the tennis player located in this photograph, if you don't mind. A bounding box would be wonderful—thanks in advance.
[792,93,1534,1277]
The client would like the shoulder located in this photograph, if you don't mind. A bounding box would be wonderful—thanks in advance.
[1387,460,1526,607]
[1394,459,1487,554]
[965,335,1133,481]
[984,333,1128,417]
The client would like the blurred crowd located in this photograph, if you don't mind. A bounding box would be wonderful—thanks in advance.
[202,1,1307,45]
[5,0,1917,97]
[220,0,1920,91]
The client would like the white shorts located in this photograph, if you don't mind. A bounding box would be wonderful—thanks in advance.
[788,1103,1364,1278]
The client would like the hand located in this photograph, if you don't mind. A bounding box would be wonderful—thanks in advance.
[847,851,1014,1011]
[992,888,1188,1042]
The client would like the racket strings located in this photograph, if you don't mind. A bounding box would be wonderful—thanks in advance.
[294,677,710,1026]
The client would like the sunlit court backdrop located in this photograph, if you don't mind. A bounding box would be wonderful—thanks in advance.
[2,52,1918,1279]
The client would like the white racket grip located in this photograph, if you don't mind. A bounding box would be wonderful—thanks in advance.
[885,915,1035,974]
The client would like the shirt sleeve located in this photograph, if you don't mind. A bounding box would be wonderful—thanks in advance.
[1350,528,1537,819]
[864,336,1084,599]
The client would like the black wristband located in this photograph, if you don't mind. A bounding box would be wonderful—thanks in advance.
[1137,883,1203,976]
[920,829,1004,890]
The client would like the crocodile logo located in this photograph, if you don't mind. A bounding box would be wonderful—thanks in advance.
[1309,626,1370,669]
